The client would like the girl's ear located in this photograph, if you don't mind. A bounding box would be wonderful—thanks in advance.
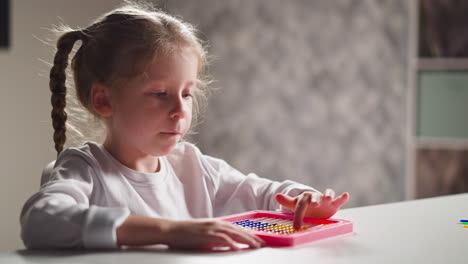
[91,83,113,117]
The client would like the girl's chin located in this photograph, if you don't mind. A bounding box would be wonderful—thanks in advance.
[148,142,179,156]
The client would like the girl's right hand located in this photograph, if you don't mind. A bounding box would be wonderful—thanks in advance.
[165,219,265,251]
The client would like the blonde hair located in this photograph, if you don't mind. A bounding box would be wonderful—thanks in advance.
[49,1,211,155]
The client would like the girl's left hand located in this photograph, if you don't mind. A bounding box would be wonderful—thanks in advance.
[275,189,349,230]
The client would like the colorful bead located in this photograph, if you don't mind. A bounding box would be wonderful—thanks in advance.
[232,217,312,234]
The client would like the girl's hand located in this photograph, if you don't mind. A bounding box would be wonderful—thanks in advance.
[275,189,349,230]
[165,219,265,251]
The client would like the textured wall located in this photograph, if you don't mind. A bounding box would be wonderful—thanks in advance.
[164,0,410,207]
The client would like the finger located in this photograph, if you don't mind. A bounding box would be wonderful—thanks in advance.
[211,233,241,251]
[227,223,265,246]
[275,193,296,210]
[323,188,335,201]
[310,192,321,207]
[293,193,311,230]
[223,227,263,248]
[331,192,350,208]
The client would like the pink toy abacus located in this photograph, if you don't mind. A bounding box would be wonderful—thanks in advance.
[218,210,353,247]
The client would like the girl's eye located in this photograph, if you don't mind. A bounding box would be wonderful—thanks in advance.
[153,92,167,97]
[149,91,192,98]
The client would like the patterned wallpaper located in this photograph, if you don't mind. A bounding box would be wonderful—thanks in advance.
[163,0,410,207]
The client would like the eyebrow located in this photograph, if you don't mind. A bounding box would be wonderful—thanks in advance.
[142,71,197,86]
[145,80,197,88]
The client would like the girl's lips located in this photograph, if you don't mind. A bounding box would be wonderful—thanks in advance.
[161,132,181,135]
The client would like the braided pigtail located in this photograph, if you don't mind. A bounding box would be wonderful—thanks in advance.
[49,31,83,155]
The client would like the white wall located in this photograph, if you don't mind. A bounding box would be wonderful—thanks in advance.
[0,0,123,251]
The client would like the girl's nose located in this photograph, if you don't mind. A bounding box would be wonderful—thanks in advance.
[169,97,187,120]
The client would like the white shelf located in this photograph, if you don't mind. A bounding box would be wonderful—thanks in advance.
[416,136,468,149]
[418,58,468,70]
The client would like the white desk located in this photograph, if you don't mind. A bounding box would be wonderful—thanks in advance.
[2,193,468,264]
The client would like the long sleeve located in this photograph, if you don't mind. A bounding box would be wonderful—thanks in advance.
[200,155,319,217]
[20,151,129,249]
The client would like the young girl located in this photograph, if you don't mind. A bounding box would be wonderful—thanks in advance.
[20,2,349,251]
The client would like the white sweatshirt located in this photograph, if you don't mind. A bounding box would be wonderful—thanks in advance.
[20,141,317,249]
